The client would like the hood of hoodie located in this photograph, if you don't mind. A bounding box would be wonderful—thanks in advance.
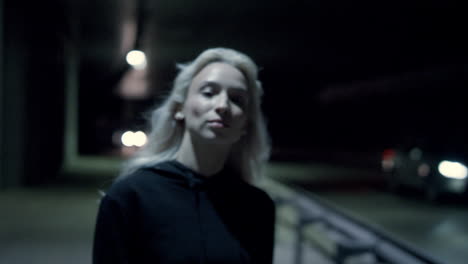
[148,160,242,192]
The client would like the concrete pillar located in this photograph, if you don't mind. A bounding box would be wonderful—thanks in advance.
[63,39,80,170]
[0,0,27,188]
[0,0,4,187]
[1,0,66,188]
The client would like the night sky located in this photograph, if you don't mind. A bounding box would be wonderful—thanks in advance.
[77,1,467,158]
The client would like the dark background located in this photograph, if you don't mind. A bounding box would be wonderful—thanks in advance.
[1,0,466,185]
[77,0,467,155]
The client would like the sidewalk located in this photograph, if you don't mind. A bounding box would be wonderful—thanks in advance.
[0,180,333,264]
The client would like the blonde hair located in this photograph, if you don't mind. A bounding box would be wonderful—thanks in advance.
[119,47,271,183]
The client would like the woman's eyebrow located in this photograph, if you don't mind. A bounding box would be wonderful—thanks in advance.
[199,80,220,88]
[200,81,246,92]
[229,87,248,95]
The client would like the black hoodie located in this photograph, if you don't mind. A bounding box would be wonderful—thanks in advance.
[93,160,275,264]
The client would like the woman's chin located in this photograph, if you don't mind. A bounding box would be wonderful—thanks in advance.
[199,132,241,146]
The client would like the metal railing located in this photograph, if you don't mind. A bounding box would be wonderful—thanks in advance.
[270,182,444,264]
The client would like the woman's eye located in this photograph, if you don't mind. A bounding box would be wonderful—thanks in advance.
[231,96,246,107]
[202,91,213,97]
[201,88,214,97]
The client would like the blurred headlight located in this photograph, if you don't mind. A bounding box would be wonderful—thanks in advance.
[418,163,430,177]
[121,130,147,147]
[438,161,468,179]
[382,159,394,171]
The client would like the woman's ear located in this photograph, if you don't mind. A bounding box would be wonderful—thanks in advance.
[174,111,185,121]
[173,102,185,121]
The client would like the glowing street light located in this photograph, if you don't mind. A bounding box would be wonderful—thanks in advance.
[126,50,147,69]
[121,130,147,147]
[133,131,147,147]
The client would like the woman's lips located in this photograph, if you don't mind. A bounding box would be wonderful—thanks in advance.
[207,120,228,128]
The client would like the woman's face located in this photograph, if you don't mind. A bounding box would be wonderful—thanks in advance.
[180,62,249,145]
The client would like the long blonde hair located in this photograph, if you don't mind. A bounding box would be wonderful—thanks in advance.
[119,47,271,183]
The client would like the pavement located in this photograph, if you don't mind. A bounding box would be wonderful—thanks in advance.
[0,161,341,264]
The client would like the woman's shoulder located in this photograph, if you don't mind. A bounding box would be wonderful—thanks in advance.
[105,165,175,199]
[103,169,148,199]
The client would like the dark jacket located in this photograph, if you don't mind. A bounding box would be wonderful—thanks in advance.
[93,160,275,264]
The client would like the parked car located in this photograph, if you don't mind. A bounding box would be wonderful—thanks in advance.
[381,146,468,201]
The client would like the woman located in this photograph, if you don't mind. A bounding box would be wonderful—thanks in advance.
[93,47,275,264]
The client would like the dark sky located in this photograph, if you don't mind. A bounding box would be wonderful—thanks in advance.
[77,1,467,155]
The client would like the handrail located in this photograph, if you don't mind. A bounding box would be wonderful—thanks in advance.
[264,179,445,264]
[290,183,446,264]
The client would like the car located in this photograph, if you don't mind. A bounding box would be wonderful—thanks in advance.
[381,146,468,201]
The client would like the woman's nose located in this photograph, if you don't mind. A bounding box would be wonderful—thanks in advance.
[214,93,229,114]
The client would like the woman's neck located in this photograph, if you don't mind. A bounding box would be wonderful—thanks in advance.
[175,133,231,177]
